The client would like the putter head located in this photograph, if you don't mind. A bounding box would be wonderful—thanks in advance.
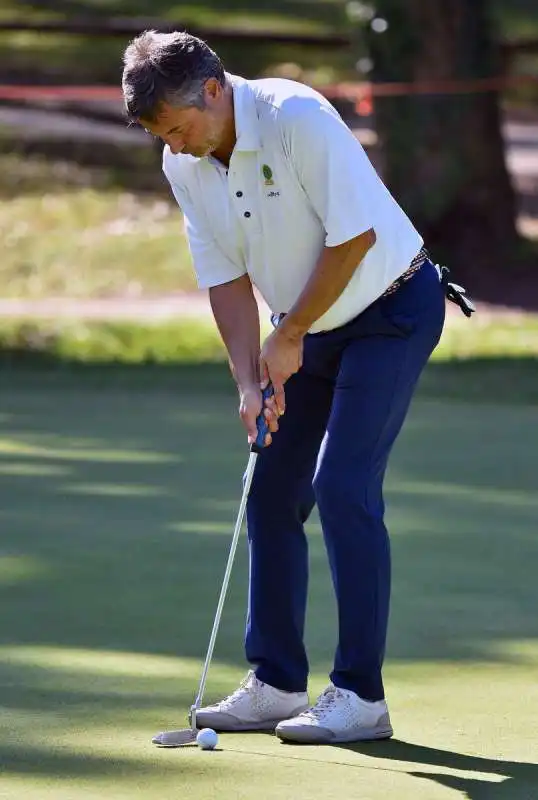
[152,727,198,747]
[151,706,199,747]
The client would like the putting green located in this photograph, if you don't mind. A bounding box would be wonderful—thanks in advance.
[0,383,537,799]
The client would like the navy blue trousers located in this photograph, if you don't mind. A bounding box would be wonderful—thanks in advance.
[245,260,446,701]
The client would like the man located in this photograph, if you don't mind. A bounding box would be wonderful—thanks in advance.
[122,30,473,745]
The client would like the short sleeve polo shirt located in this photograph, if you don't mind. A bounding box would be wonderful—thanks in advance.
[163,73,423,333]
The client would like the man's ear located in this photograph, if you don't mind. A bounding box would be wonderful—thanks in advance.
[204,78,223,103]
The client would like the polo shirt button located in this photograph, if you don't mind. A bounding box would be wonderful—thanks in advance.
[244,211,251,218]
[236,191,243,197]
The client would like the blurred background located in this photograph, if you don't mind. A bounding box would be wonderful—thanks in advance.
[1,4,538,799]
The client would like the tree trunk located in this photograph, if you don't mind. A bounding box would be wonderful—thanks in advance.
[365,0,520,292]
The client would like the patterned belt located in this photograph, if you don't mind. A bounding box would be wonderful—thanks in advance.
[271,245,474,329]
[382,246,429,298]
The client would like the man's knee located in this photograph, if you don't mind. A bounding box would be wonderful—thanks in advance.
[313,459,382,521]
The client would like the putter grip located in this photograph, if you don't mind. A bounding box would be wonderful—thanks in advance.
[251,385,274,454]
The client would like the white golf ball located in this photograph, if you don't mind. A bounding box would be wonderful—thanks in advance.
[196,728,218,750]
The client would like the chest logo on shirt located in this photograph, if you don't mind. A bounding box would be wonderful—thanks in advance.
[262,164,274,186]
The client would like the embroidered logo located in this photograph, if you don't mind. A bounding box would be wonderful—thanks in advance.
[262,164,274,186]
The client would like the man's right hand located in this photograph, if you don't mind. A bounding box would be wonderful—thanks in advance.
[239,385,281,448]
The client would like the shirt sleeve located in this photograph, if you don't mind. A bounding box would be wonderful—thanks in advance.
[163,161,247,289]
[280,99,375,247]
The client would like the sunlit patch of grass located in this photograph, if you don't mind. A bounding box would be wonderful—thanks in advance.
[0,437,179,463]
[388,477,538,509]
[0,187,195,299]
[434,314,538,359]
[0,555,53,586]
[0,318,228,363]
[0,461,71,476]
[60,482,169,497]
[0,645,225,680]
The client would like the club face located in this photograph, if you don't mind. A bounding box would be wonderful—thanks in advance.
[152,728,198,747]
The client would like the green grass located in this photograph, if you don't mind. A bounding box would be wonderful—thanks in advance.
[1,189,195,297]
[0,382,537,799]
[0,315,538,402]
[0,319,228,364]
[437,313,538,358]
[0,153,196,298]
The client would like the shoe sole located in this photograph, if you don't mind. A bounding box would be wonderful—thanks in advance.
[276,724,394,744]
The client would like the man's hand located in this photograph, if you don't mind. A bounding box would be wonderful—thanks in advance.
[239,385,280,447]
[259,328,303,416]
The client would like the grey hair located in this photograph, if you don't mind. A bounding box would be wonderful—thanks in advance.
[121,30,226,122]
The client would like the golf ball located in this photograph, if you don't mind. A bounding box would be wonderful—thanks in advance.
[196,728,218,750]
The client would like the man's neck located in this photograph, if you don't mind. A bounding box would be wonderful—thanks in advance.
[211,83,236,168]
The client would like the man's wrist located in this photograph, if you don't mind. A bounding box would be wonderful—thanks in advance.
[238,380,260,396]
[277,315,308,341]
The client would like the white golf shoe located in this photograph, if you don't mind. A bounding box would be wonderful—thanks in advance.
[194,671,309,732]
[275,684,393,744]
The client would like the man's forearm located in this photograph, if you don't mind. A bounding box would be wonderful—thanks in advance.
[209,275,261,392]
[279,228,376,340]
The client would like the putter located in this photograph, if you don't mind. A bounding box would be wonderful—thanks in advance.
[152,385,273,747]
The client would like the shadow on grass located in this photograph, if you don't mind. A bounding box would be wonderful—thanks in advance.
[0,354,537,402]
[333,740,538,800]
[1,743,198,779]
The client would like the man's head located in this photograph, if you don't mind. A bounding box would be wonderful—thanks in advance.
[122,30,231,157]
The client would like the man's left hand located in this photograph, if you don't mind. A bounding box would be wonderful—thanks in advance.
[259,328,303,416]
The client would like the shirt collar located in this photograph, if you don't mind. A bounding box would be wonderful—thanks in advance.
[228,73,262,152]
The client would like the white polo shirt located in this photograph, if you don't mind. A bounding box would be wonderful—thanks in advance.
[163,73,423,333]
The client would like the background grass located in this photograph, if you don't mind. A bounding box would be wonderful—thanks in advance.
[0,151,193,299]
[0,379,537,799]
[1,187,195,299]
[0,314,537,400]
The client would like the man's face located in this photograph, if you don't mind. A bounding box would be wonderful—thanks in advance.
[141,78,227,158]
